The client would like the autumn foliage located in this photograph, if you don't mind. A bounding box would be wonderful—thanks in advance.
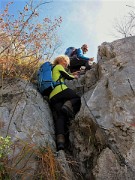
[0,1,62,80]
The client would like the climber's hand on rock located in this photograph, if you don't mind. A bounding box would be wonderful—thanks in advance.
[74,74,79,79]
[72,71,80,76]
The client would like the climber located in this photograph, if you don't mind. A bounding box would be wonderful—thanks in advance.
[68,44,94,73]
[49,55,81,151]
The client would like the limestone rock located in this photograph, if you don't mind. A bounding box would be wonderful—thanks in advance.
[1,78,55,147]
[0,78,74,179]
[70,36,135,179]
[1,36,135,179]
[0,78,55,178]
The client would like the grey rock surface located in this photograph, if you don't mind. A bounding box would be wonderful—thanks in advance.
[0,78,55,147]
[1,36,135,180]
[0,78,74,179]
[70,36,135,179]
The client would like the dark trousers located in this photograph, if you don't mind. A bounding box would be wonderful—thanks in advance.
[50,88,81,135]
[69,57,91,72]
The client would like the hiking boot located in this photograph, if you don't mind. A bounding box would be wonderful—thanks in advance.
[56,134,65,151]
[62,100,75,118]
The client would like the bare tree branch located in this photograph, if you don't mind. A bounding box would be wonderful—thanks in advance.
[113,4,135,38]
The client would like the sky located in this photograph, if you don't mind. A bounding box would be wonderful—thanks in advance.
[0,0,135,62]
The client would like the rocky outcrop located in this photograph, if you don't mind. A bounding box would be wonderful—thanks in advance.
[0,78,74,179]
[0,78,55,146]
[1,36,135,179]
[0,79,55,178]
[70,36,135,179]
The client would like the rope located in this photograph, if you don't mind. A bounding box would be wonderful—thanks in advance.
[76,76,135,175]
[76,78,107,130]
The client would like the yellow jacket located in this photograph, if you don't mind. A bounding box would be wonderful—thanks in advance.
[49,64,74,99]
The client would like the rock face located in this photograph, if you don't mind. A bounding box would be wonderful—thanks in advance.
[70,36,135,179]
[0,78,56,178]
[0,78,74,179]
[0,78,55,147]
[1,36,135,179]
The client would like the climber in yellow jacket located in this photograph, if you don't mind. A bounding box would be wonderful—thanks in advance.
[49,55,81,151]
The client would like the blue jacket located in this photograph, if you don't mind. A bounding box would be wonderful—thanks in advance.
[76,48,89,61]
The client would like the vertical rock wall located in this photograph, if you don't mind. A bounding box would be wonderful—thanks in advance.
[70,36,135,180]
[0,78,56,178]
[0,78,74,179]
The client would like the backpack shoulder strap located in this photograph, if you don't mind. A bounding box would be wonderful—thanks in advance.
[70,48,77,57]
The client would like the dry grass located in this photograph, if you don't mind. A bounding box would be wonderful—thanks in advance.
[0,140,62,180]
[36,146,60,180]
[1,55,43,82]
